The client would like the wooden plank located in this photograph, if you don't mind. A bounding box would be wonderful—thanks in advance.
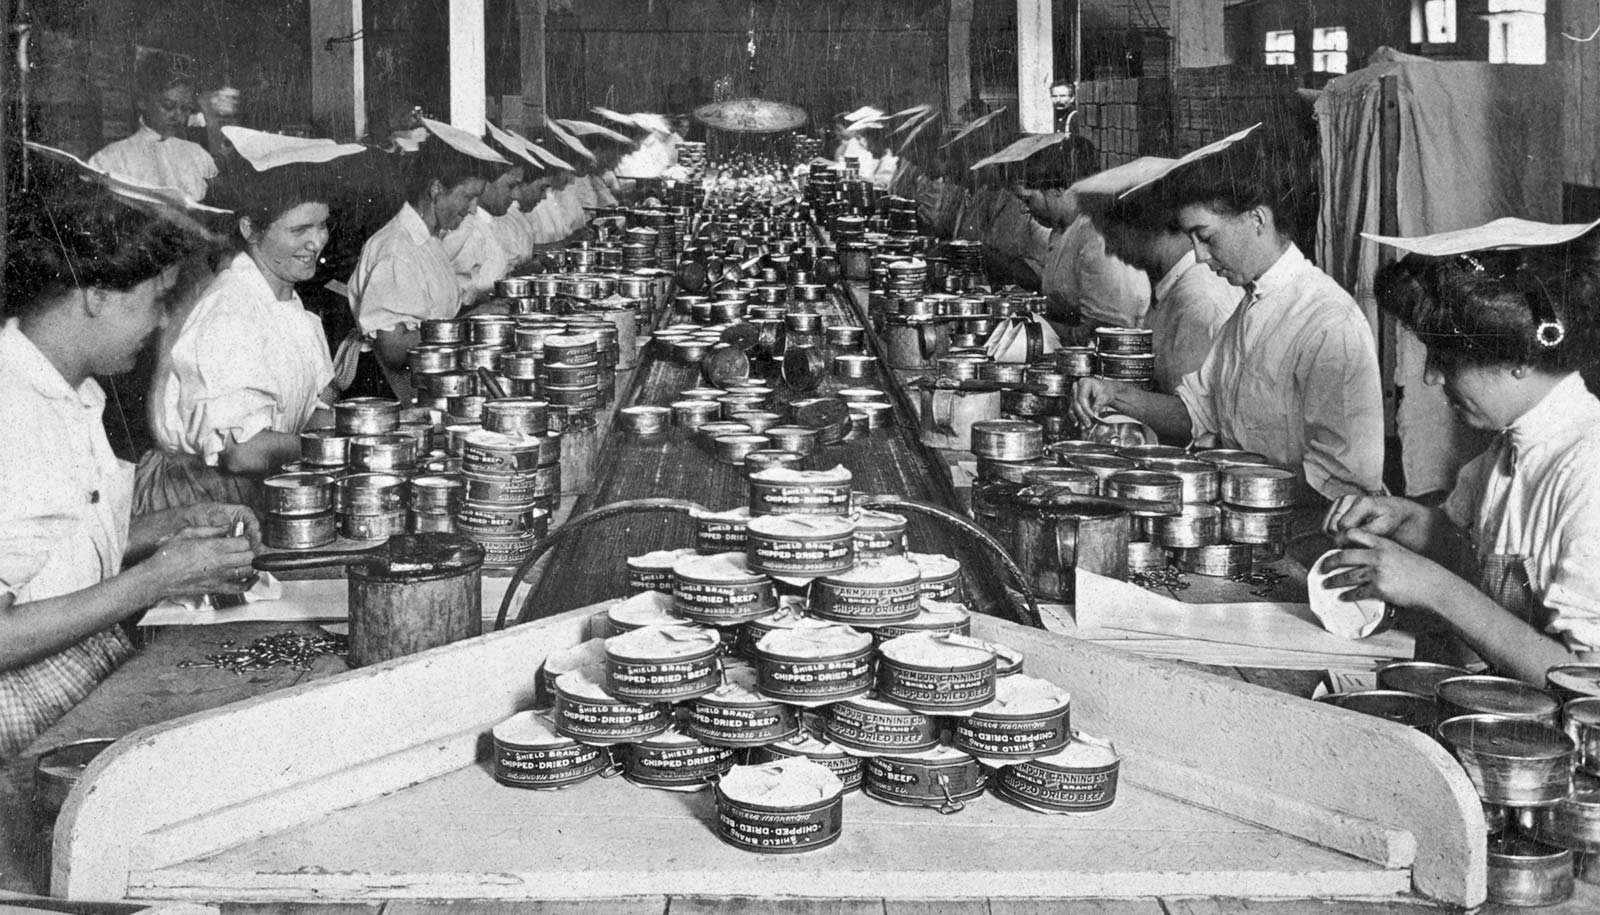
[883,902,987,915]
[671,900,880,915]
[988,903,1161,915]
[1162,900,1446,915]
[388,901,665,915]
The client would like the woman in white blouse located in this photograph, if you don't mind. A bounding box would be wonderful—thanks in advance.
[1324,226,1600,683]
[136,163,336,513]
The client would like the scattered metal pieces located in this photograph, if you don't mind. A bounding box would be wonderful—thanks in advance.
[177,630,348,674]
[1129,567,1190,593]
[1231,566,1288,597]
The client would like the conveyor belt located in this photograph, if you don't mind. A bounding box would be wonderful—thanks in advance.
[519,282,1018,621]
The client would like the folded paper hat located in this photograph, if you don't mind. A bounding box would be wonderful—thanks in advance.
[486,121,544,170]
[1116,122,1260,200]
[222,126,366,171]
[556,118,633,144]
[843,105,885,123]
[940,107,1006,150]
[1363,217,1600,256]
[544,116,597,162]
[590,106,643,129]
[421,117,509,164]
[1068,155,1179,198]
[494,123,573,171]
[969,133,1069,171]
[25,140,230,242]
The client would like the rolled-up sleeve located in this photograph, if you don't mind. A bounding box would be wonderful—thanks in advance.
[354,255,441,335]
[1544,468,1600,652]
[1295,313,1385,498]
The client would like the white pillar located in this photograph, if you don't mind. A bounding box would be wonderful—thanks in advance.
[450,0,487,132]
[310,0,364,140]
[1016,0,1053,133]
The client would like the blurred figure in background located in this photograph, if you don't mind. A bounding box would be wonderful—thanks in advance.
[90,55,218,202]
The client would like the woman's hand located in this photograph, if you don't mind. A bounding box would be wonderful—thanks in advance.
[1322,494,1437,554]
[136,531,259,600]
[1070,377,1129,429]
[175,502,262,552]
[1321,528,1460,611]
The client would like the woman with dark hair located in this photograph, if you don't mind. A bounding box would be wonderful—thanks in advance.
[1324,224,1600,682]
[347,121,506,401]
[89,55,218,201]
[0,162,258,754]
[136,132,359,513]
[1071,133,1383,502]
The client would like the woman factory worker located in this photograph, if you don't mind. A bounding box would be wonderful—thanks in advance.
[0,159,258,755]
[90,55,218,202]
[346,119,508,401]
[1324,221,1600,683]
[442,128,544,306]
[1071,129,1384,501]
[1088,159,1242,393]
[136,129,367,514]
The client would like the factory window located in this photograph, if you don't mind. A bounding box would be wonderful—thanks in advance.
[1412,0,1457,44]
[1265,30,1295,67]
[1313,27,1349,74]
[1486,0,1547,65]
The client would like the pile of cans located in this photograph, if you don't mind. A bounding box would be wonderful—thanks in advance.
[1322,661,1600,906]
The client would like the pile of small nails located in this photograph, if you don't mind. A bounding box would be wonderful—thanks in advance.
[176,630,348,674]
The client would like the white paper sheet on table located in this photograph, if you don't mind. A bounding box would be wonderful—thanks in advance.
[1067,569,1413,665]
[139,577,534,627]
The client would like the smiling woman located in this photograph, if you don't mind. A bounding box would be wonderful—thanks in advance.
[135,161,340,515]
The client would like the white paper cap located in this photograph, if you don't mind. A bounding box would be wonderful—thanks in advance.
[940,107,1006,150]
[1116,123,1260,200]
[421,117,509,164]
[222,126,366,171]
[486,121,543,170]
[1363,217,1600,256]
[556,118,632,144]
[544,116,597,162]
[970,133,1070,171]
[1068,156,1180,198]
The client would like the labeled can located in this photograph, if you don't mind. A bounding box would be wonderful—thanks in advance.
[1093,326,1153,355]
[995,733,1121,813]
[748,465,853,517]
[625,729,736,790]
[672,552,778,625]
[745,513,855,577]
[456,501,547,538]
[689,666,801,748]
[692,507,752,554]
[877,632,998,713]
[492,712,606,789]
[908,553,962,602]
[461,430,562,473]
[864,746,987,813]
[464,465,559,505]
[755,733,864,792]
[604,625,722,702]
[824,695,941,755]
[755,623,875,705]
[627,548,697,594]
[812,556,923,625]
[851,510,907,559]
[340,509,407,541]
[552,670,671,745]
[481,398,549,436]
[953,675,1072,760]
[714,759,845,853]
[472,531,539,569]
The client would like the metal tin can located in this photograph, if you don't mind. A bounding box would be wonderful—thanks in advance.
[755,733,863,792]
[811,556,922,625]
[763,426,820,456]
[689,668,801,748]
[1220,466,1299,508]
[604,625,722,702]
[300,430,350,467]
[456,501,547,537]
[337,472,406,513]
[970,419,1044,462]
[553,671,671,745]
[1104,470,1183,511]
[334,397,400,434]
[1126,541,1168,572]
[461,430,562,473]
[1525,773,1600,852]
[864,746,987,813]
[420,318,463,345]
[1566,698,1600,776]
[1173,543,1253,577]
[714,760,844,853]
[621,405,671,435]
[1486,833,1575,907]
[995,734,1121,813]
[626,729,736,789]
[263,472,336,516]
[745,514,855,576]
[492,712,606,789]
[1546,664,1600,704]
[471,531,539,569]
[1137,458,1219,504]
[463,465,559,504]
[1151,504,1222,549]
[692,507,751,554]
[481,398,549,436]
[263,509,336,550]
[877,632,998,713]
[627,549,695,594]
[347,433,417,473]
[953,675,1071,760]
[1220,505,1293,545]
[1437,676,1562,726]
[340,509,407,541]
[1378,661,1473,697]
[544,333,598,365]
[543,382,601,409]
[673,552,777,625]
[1095,353,1156,380]
[1194,448,1273,471]
[672,399,723,429]
[33,738,116,817]
[755,625,875,705]
[715,434,771,466]
[748,466,853,517]
[851,510,907,559]
[1316,690,1437,733]
[1437,714,1574,807]
[907,555,963,603]
[1093,326,1153,355]
[824,695,941,755]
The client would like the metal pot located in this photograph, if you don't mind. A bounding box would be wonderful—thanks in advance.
[1011,494,1130,602]
[254,533,484,667]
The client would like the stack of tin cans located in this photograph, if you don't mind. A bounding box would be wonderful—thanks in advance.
[1091,326,1155,390]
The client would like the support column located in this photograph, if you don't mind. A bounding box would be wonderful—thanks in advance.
[517,0,548,131]
[1016,0,1053,132]
[449,0,487,131]
[1171,0,1227,68]
[310,0,364,140]
[948,0,974,120]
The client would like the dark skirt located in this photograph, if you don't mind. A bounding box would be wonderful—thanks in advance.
[133,449,264,517]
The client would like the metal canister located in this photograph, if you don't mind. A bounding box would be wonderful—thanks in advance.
[1139,458,1220,503]
[1486,833,1575,907]
[952,675,1072,760]
[262,510,336,550]
[994,734,1121,814]
[1056,346,1096,377]
[420,318,463,345]
[851,510,907,559]
[1151,503,1222,549]
[1525,773,1600,852]
[604,625,723,702]
[456,501,547,538]
[620,406,671,435]
[811,556,922,625]
[339,508,407,541]
[335,397,400,435]
[461,430,562,474]
[672,552,777,625]
[625,729,736,790]
[715,434,771,466]
[1437,676,1562,726]
[691,507,752,555]
[1220,466,1298,508]
[552,670,671,745]
[1103,470,1182,511]
[482,398,549,436]
[970,420,1044,461]
[337,472,407,514]
[299,430,350,468]
[877,632,998,713]
[544,333,598,365]
[745,514,855,577]
[754,625,875,705]
[672,399,723,429]
[1126,541,1168,573]
[731,411,781,434]
[824,695,941,755]
[1173,543,1253,577]
[864,746,987,813]
[1437,714,1574,807]
[1220,505,1293,545]
[1316,690,1438,733]
[263,472,336,516]
[1093,326,1153,355]
[748,466,852,517]
[1378,661,1473,697]
[492,712,606,789]
[714,760,844,853]
[689,668,800,748]
[468,315,517,347]
[347,433,417,473]
[764,426,820,456]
